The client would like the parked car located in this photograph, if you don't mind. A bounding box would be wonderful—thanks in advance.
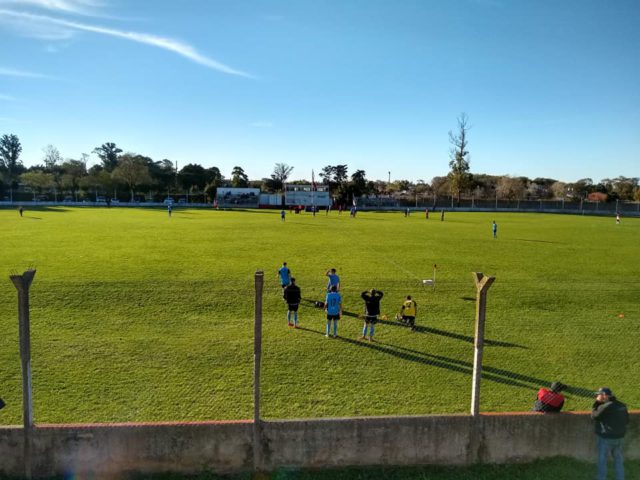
[163,197,174,204]
[63,196,74,203]
[177,198,187,204]
[96,196,107,203]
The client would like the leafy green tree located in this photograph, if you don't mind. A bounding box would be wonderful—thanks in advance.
[92,142,122,172]
[0,133,23,200]
[178,163,207,191]
[231,166,249,187]
[112,154,152,201]
[20,170,55,200]
[447,113,472,203]
[59,159,87,200]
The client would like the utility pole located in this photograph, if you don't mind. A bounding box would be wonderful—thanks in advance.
[10,269,36,479]
[253,270,264,473]
[470,272,495,416]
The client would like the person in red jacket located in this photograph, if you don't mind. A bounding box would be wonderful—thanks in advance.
[533,381,566,412]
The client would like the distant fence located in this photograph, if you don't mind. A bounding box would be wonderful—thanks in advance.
[2,199,640,215]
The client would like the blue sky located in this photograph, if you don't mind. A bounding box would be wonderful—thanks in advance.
[1,0,638,183]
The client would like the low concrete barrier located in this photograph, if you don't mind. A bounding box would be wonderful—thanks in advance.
[0,413,638,476]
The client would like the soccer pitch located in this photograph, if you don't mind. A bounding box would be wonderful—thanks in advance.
[0,207,638,424]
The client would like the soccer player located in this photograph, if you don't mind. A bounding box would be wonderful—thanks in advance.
[283,278,301,328]
[167,204,172,217]
[325,268,340,292]
[360,289,383,341]
[278,262,291,289]
[325,285,342,338]
[400,295,418,331]
[492,220,497,239]
[280,209,286,221]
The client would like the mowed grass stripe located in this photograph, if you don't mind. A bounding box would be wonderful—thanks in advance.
[0,207,638,423]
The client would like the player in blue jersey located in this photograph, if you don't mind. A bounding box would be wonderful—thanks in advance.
[324,285,342,338]
[278,262,291,289]
[492,220,497,239]
[325,268,340,292]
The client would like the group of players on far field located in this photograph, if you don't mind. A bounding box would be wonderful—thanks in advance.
[278,262,418,341]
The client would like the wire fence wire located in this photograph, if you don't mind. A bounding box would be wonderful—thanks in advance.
[0,273,637,425]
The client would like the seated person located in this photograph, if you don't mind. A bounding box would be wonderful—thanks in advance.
[533,381,566,412]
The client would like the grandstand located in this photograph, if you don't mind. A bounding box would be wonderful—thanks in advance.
[284,184,331,207]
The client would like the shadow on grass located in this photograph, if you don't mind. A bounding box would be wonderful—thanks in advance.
[295,324,592,398]
[4,206,72,213]
[301,299,525,349]
[514,238,564,245]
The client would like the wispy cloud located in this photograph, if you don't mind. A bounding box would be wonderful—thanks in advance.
[0,93,17,101]
[0,0,106,16]
[0,9,253,77]
[0,66,52,78]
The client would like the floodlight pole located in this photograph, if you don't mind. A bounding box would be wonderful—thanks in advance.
[470,272,495,416]
[10,269,36,479]
[253,270,264,472]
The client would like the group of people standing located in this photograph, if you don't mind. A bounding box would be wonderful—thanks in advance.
[277,263,418,341]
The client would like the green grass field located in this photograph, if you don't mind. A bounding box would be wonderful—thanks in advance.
[0,207,638,424]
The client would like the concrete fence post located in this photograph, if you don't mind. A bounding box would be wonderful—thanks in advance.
[253,270,264,473]
[10,269,36,479]
[470,272,495,416]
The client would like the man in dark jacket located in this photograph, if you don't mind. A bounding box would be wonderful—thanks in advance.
[533,381,566,413]
[283,278,301,328]
[360,289,383,341]
[591,387,629,480]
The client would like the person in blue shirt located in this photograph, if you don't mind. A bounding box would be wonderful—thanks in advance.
[325,268,340,292]
[280,209,286,221]
[278,262,291,289]
[492,220,497,239]
[324,285,342,338]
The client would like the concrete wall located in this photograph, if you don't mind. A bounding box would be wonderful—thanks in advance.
[0,413,638,477]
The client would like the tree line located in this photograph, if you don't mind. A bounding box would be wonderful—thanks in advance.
[1,130,638,203]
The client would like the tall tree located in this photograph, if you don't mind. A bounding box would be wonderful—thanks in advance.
[111,154,152,201]
[42,144,62,171]
[178,163,207,191]
[231,166,249,187]
[447,113,472,203]
[0,133,23,200]
[92,142,122,172]
[271,163,294,191]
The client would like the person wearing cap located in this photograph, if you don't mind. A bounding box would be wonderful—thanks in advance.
[283,277,301,328]
[533,381,566,413]
[591,387,629,480]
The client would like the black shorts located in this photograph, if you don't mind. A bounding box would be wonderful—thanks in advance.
[402,316,415,322]
[364,315,377,324]
[287,304,299,312]
[326,314,340,321]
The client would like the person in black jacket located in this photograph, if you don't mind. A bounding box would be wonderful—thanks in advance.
[592,387,629,480]
[533,381,566,413]
[283,278,301,328]
[360,289,383,341]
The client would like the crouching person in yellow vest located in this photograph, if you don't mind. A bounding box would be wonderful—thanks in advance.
[399,296,418,331]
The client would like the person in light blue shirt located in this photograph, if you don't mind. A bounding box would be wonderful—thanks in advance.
[278,262,291,288]
[325,268,340,292]
[324,286,342,338]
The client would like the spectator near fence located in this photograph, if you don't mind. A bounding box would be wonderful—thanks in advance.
[533,381,566,413]
[592,387,629,480]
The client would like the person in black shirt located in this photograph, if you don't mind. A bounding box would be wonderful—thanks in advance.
[283,278,301,328]
[360,289,383,341]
